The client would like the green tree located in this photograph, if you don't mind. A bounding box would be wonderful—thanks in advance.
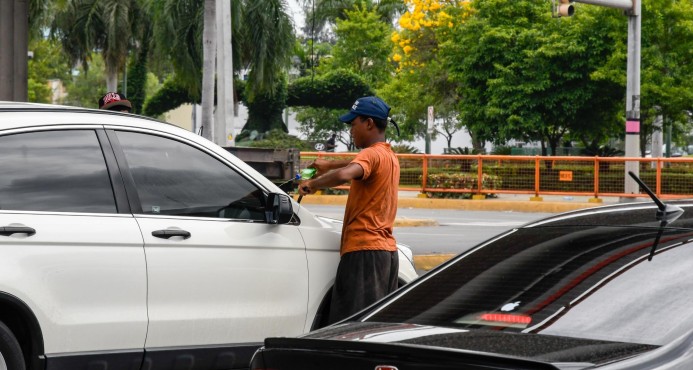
[319,5,393,89]
[445,0,623,155]
[52,0,144,92]
[383,0,472,151]
[591,0,693,155]
[64,53,107,108]
[301,0,405,32]
[293,5,393,148]
[27,37,71,103]
[149,0,295,102]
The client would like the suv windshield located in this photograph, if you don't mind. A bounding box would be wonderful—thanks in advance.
[365,225,693,346]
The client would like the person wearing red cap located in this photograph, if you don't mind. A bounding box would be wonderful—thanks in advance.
[299,96,401,324]
[98,92,132,113]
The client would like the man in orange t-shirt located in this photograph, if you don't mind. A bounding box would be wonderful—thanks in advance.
[299,96,401,324]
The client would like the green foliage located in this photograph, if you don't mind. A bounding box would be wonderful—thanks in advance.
[149,0,295,101]
[125,36,149,114]
[287,69,373,109]
[52,0,142,89]
[294,106,350,148]
[382,2,467,147]
[391,144,420,154]
[491,145,513,155]
[27,37,71,103]
[424,173,501,199]
[63,53,107,108]
[446,147,484,155]
[637,0,693,153]
[307,0,405,27]
[142,76,198,117]
[244,129,312,151]
[580,144,624,157]
[444,0,623,155]
[242,74,289,134]
[319,5,393,89]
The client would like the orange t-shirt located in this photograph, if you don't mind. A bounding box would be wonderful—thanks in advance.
[340,142,400,255]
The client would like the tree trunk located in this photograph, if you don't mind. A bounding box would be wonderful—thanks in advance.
[13,0,27,101]
[106,69,118,93]
[0,0,15,100]
[200,0,217,142]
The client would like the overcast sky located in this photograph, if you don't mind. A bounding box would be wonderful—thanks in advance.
[287,0,306,32]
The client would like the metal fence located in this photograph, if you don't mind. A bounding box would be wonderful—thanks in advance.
[300,152,693,199]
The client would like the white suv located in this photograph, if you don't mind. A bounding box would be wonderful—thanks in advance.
[0,102,417,370]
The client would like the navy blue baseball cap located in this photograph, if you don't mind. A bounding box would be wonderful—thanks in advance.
[339,96,400,135]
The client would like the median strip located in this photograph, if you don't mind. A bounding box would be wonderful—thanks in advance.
[413,254,456,271]
[394,218,438,227]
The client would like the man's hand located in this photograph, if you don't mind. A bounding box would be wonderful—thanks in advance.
[309,158,352,177]
[310,158,331,177]
[298,180,315,196]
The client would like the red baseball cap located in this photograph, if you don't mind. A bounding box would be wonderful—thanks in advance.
[98,92,132,111]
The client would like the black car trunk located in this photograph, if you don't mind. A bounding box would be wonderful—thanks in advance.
[254,336,563,370]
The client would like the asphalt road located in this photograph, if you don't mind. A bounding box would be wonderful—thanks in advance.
[300,204,554,256]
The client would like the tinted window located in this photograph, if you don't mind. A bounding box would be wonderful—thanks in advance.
[366,225,693,346]
[0,130,117,213]
[116,131,265,220]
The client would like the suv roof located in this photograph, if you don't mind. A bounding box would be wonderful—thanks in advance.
[0,100,165,125]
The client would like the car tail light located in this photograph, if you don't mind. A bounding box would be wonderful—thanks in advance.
[479,313,532,324]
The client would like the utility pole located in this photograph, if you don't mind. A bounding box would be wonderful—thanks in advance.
[623,0,641,198]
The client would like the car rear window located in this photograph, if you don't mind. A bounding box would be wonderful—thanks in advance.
[0,130,117,213]
[365,225,693,346]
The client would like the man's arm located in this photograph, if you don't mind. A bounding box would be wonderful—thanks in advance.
[310,158,352,176]
[299,162,363,196]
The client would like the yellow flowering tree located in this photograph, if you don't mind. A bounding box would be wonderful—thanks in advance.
[382,1,477,150]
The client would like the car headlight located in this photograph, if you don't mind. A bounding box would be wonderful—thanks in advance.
[396,243,414,264]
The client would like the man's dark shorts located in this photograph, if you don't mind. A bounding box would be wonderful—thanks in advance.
[328,250,399,324]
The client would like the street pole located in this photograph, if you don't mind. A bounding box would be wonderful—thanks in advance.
[623,0,641,198]
[426,106,434,154]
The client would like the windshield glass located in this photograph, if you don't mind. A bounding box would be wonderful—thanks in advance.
[364,225,693,346]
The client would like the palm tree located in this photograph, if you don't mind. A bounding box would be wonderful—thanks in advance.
[200,0,216,141]
[150,0,295,104]
[52,0,142,92]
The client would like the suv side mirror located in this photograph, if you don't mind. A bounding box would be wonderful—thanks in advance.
[265,192,294,224]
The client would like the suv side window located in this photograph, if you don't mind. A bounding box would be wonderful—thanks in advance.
[0,130,117,213]
[115,131,266,220]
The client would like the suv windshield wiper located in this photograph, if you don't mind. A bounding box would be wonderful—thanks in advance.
[628,171,684,260]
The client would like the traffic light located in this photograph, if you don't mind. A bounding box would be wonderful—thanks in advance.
[555,0,575,17]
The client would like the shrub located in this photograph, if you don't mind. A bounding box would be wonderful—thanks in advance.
[423,173,502,199]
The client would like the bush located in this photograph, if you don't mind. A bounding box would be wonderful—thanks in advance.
[391,144,420,153]
[423,173,502,199]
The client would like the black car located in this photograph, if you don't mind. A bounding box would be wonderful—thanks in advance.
[251,194,693,369]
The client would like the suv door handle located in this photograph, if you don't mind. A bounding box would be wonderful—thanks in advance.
[0,226,36,236]
[152,229,191,240]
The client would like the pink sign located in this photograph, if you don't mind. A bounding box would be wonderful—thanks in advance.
[626,120,640,133]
